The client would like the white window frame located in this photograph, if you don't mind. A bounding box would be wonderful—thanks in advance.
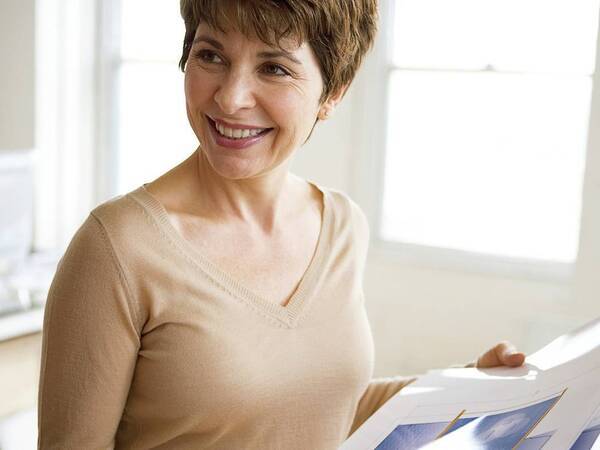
[96,0,195,199]
[33,0,100,251]
[96,0,122,203]
[349,0,594,283]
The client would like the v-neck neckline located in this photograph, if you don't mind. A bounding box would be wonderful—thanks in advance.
[128,181,332,328]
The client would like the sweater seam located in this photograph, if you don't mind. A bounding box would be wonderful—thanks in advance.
[90,212,143,334]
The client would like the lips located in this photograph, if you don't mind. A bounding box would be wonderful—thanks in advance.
[205,114,274,150]
[207,115,272,134]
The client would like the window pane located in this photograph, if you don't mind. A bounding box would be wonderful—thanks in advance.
[393,0,600,74]
[117,62,197,194]
[121,0,185,61]
[381,70,591,263]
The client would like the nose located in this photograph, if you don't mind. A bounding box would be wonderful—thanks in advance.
[213,71,256,115]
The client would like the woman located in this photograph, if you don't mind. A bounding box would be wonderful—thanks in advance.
[37,1,525,448]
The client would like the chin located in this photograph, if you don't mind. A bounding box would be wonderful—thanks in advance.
[201,150,264,180]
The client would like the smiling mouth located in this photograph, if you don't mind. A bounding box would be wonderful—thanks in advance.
[205,115,273,140]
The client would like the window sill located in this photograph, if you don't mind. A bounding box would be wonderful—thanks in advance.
[0,308,44,343]
[369,239,574,284]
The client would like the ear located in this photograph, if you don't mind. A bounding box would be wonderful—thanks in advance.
[318,84,348,120]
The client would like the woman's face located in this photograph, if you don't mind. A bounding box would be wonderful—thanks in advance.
[184,23,327,181]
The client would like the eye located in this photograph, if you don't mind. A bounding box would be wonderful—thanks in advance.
[194,49,224,64]
[261,63,291,77]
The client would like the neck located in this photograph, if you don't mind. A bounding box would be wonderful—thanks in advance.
[189,148,301,234]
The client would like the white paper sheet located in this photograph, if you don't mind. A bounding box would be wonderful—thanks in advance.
[340,317,600,450]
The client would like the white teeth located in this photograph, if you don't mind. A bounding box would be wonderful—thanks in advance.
[213,120,265,139]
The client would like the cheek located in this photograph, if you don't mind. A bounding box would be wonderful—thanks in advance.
[266,91,319,135]
[184,70,214,105]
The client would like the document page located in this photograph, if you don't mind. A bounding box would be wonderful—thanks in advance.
[341,318,600,450]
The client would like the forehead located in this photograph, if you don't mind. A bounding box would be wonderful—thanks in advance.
[196,22,306,52]
[194,22,304,54]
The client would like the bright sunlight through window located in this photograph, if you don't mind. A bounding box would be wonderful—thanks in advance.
[117,0,197,194]
[381,0,600,263]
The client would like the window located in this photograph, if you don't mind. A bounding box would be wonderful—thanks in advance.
[379,0,600,268]
[108,0,197,196]
[34,0,198,247]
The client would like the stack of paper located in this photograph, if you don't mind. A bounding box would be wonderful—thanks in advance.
[341,318,600,450]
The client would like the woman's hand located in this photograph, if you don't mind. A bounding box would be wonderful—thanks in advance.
[467,341,526,368]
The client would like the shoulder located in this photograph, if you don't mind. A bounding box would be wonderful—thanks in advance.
[312,182,370,241]
[49,196,145,337]
[314,183,371,272]
[90,187,149,237]
[61,188,146,268]
[60,186,155,275]
[55,188,152,317]
[311,181,370,248]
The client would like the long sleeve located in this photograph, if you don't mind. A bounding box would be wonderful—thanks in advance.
[349,376,416,437]
[37,213,142,449]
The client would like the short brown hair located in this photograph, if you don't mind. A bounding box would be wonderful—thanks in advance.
[179,0,378,103]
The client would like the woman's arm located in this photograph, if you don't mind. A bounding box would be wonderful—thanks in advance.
[349,376,417,436]
[348,343,526,437]
[37,214,142,449]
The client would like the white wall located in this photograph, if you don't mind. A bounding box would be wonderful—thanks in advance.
[291,26,600,378]
[0,0,35,151]
[291,89,354,191]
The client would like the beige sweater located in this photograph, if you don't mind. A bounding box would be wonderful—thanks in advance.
[37,183,412,449]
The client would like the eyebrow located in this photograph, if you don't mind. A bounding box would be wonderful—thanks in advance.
[192,35,302,65]
[257,50,302,66]
[193,35,224,51]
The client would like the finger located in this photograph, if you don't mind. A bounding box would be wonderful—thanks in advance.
[476,346,503,368]
[477,342,526,368]
[501,349,526,367]
[496,341,526,367]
